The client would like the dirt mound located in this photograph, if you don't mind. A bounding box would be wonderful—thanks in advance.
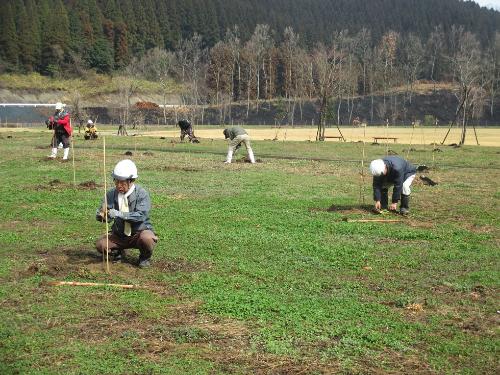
[49,179,62,186]
[124,151,133,156]
[79,180,101,189]
[235,157,263,163]
[160,165,201,172]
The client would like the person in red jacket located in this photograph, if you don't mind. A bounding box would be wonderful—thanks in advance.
[47,102,72,160]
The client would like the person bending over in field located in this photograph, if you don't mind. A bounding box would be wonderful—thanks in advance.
[46,102,72,160]
[223,126,255,164]
[84,119,98,140]
[369,156,416,215]
[95,159,158,268]
[178,119,199,143]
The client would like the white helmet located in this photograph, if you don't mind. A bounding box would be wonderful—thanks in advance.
[112,159,138,180]
[370,159,386,176]
[55,102,64,110]
[87,119,93,125]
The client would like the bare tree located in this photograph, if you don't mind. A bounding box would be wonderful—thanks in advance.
[426,26,445,89]
[400,33,424,104]
[225,26,242,103]
[353,28,372,96]
[137,48,174,124]
[442,29,484,146]
[311,41,345,140]
[173,34,207,123]
[68,90,88,133]
[208,41,232,123]
[246,24,273,112]
[484,32,500,119]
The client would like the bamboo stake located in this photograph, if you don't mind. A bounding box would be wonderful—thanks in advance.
[71,136,76,188]
[103,136,110,273]
[385,118,389,156]
[47,281,136,289]
[342,218,401,223]
[406,123,416,160]
[359,125,366,205]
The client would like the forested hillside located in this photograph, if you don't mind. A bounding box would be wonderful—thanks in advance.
[0,0,499,74]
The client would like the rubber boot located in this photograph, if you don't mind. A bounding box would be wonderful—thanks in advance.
[381,189,389,210]
[248,148,256,164]
[49,148,58,158]
[400,194,410,215]
[63,147,70,160]
[225,149,233,164]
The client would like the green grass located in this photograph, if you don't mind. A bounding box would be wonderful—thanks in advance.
[0,73,179,97]
[0,130,498,374]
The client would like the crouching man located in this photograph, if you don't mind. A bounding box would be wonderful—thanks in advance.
[369,156,416,215]
[96,159,158,268]
[223,126,255,164]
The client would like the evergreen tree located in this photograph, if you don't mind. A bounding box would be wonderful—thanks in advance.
[15,0,38,72]
[88,37,114,73]
[25,0,42,70]
[0,1,19,71]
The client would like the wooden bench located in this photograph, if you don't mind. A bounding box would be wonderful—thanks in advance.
[324,136,345,141]
[373,137,398,143]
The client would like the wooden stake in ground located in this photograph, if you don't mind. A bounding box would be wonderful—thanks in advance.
[47,281,136,289]
[385,118,389,156]
[406,123,416,160]
[103,136,110,273]
[359,125,367,205]
[71,136,76,188]
[342,217,402,223]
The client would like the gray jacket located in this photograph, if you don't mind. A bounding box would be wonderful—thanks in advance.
[96,184,154,237]
[223,126,247,140]
[373,156,416,203]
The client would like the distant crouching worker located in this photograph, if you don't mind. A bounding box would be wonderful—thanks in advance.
[95,159,158,268]
[84,119,98,140]
[223,126,255,164]
[370,156,416,215]
[47,102,72,160]
[178,119,199,143]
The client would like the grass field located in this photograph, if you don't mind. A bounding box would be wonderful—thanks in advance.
[0,130,499,374]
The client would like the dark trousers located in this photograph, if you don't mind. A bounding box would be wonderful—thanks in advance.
[180,127,195,141]
[96,230,158,260]
[52,132,70,148]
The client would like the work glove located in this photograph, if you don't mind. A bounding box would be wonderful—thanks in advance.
[107,209,123,219]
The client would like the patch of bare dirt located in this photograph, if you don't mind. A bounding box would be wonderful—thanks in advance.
[160,165,201,172]
[79,180,101,190]
[235,157,263,163]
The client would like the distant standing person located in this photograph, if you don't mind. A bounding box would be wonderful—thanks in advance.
[178,119,199,143]
[95,159,158,268]
[369,156,416,215]
[223,126,255,164]
[47,102,72,160]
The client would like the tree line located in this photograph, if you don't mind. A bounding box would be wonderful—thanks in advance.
[0,1,499,143]
[0,0,499,75]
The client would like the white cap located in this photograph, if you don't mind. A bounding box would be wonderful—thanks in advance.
[370,159,386,176]
[55,102,63,110]
[112,159,138,180]
[87,119,93,125]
